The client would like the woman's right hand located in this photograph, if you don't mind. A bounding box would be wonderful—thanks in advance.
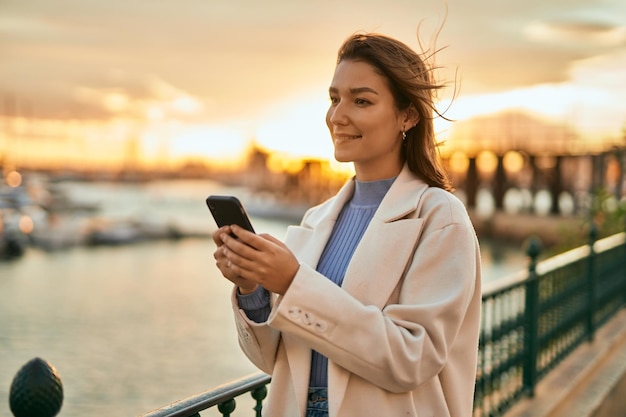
[212,226,259,294]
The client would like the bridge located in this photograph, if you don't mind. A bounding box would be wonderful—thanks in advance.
[444,111,625,215]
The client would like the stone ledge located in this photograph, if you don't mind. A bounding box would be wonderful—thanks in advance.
[505,308,626,417]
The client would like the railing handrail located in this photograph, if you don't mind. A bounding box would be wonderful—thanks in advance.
[481,232,626,297]
[140,372,270,417]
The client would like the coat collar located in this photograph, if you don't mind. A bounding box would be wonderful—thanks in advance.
[302,163,429,229]
[287,163,430,308]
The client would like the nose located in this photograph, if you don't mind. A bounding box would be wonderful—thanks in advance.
[327,101,349,127]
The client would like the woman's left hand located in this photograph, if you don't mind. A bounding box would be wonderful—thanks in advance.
[220,224,300,295]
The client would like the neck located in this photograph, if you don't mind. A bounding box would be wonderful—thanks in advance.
[354,161,403,182]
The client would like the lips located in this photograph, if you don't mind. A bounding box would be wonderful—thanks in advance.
[333,134,362,140]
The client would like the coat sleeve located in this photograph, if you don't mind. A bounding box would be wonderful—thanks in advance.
[231,288,281,374]
[229,203,331,375]
[267,196,481,393]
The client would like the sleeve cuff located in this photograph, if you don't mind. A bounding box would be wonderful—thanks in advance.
[237,286,270,310]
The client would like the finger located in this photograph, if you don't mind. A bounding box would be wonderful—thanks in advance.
[227,260,257,282]
[221,245,261,281]
[213,246,228,262]
[222,245,246,271]
[215,246,235,270]
[212,226,232,246]
[216,256,239,282]
[221,232,262,261]
[214,252,230,271]
[260,233,283,246]
[230,225,267,249]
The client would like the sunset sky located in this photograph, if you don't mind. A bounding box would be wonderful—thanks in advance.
[1,0,625,169]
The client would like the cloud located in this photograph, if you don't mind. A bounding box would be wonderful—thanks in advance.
[1,0,625,154]
[571,48,626,89]
[525,19,626,46]
[0,1,341,121]
[566,49,626,136]
[443,1,626,93]
[69,73,209,121]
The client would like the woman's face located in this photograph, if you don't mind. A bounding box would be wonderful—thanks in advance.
[326,59,408,181]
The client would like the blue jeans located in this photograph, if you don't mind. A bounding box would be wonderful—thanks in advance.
[306,387,329,417]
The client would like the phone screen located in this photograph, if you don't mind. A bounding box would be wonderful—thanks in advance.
[206,195,255,233]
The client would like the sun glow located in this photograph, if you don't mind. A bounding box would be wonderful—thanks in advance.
[3,57,624,174]
[255,94,334,160]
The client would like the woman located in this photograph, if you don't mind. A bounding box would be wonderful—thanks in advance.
[212,32,481,417]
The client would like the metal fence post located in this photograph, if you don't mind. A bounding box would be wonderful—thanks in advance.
[217,398,236,417]
[251,385,268,417]
[523,236,542,397]
[586,222,598,342]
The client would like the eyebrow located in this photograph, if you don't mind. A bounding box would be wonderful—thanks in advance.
[328,86,379,95]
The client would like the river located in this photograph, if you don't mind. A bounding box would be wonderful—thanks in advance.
[0,179,527,417]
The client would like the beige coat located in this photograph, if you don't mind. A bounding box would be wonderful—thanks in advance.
[232,164,482,417]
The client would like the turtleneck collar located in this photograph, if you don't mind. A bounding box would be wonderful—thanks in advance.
[350,176,397,207]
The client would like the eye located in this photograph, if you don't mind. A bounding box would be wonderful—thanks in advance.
[329,95,339,105]
[355,98,371,106]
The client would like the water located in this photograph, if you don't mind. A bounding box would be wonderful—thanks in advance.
[0,180,526,417]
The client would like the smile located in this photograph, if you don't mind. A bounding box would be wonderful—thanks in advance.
[334,134,362,140]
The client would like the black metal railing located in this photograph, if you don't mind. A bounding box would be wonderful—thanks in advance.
[140,373,271,417]
[473,231,626,417]
[7,232,626,417]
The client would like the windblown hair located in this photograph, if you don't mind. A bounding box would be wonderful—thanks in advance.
[336,32,454,191]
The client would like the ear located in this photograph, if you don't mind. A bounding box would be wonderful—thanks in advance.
[402,104,420,130]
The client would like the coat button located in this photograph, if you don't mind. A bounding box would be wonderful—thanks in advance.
[314,321,327,332]
[302,312,313,325]
[288,307,301,319]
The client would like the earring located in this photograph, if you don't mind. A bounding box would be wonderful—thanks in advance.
[402,130,407,141]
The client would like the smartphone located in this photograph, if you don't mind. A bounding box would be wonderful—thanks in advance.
[205,195,256,234]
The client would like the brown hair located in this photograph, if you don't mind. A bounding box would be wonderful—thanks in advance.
[336,32,453,191]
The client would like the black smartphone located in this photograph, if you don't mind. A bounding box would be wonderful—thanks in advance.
[206,195,256,234]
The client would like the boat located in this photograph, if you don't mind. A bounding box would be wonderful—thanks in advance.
[0,195,29,260]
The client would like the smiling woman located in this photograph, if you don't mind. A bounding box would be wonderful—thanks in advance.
[211,32,481,417]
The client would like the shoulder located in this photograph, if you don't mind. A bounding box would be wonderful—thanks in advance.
[418,186,473,229]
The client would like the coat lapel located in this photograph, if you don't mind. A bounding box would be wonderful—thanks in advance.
[329,165,428,413]
[340,216,424,306]
[284,178,355,268]
[341,165,428,305]
[280,179,356,414]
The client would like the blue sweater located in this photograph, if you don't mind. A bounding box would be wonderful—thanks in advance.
[237,176,396,388]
